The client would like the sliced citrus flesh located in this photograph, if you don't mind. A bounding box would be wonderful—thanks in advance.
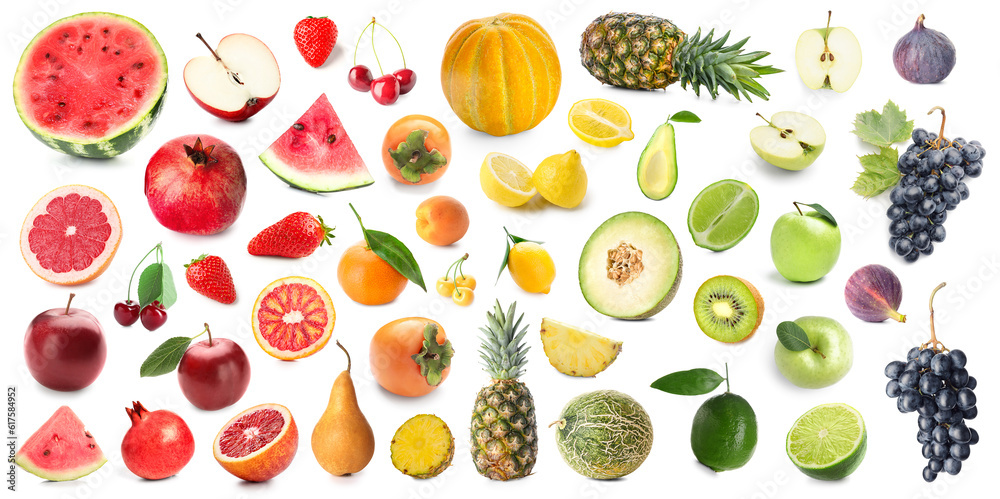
[480,152,536,207]
[540,318,622,377]
[20,184,121,285]
[687,179,759,251]
[786,403,866,481]
[568,98,634,147]
[252,276,335,360]
[213,403,298,482]
[390,414,455,478]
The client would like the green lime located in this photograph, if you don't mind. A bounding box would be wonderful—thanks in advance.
[690,392,757,471]
[687,179,759,251]
[786,403,867,481]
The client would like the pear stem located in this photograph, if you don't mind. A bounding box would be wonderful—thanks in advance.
[65,293,75,315]
[337,340,352,372]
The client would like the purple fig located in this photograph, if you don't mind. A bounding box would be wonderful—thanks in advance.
[893,14,956,84]
[845,264,905,322]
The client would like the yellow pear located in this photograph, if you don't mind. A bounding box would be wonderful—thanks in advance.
[311,341,375,475]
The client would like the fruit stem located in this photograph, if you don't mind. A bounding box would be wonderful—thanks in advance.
[353,20,374,66]
[792,201,804,216]
[65,293,75,315]
[374,20,406,69]
[195,33,243,85]
[916,14,926,29]
[548,419,566,429]
[923,282,947,352]
[126,243,160,302]
[927,106,948,148]
[821,11,834,62]
[811,346,827,359]
[348,203,372,249]
[370,17,383,75]
[756,113,793,138]
[455,253,469,280]
[724,363,730,392]
[336,340,351,372]
[205,323,213,347]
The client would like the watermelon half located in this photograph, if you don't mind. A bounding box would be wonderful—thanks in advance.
[13,12,168,158]
[15,406,107,481]
[259,93,374,192]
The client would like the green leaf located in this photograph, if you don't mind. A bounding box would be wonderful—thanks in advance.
[667,110,701,124]
[387,129,448,184]
[777,321,811,351]
[496,238,511,284]
[366,229,426,291]
[650,368,725,395]
[797,202,838,227]
[140,336,193,377]
[852,100,914,147]
[852,146,902,198]
[137,263,177,308]
[496,227,542,283]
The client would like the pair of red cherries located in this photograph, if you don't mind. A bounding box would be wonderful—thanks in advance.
[114,300,167,330]
[347,66,415,105]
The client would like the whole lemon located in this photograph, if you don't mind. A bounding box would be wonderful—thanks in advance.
[507,242,556,294]
[532,150,587,208]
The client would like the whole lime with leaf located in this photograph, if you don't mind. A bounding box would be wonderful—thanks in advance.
[651,364,757,472]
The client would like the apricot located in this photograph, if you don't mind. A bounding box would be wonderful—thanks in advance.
[415,196,469,246]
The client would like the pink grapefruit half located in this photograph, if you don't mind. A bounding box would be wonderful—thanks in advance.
[20,185,122,285]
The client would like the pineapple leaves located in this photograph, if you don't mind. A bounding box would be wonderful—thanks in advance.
[676,27,782,102]
[478,301,529,380]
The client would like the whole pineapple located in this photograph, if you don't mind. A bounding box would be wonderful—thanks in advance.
[580,12,781,101]
[471,301,537,480]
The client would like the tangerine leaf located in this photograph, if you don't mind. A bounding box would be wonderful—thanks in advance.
[366,229,426,291]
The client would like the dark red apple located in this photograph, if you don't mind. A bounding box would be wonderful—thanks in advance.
[184,33,280,121]
[177,326,250,411]
[145,135,246,235]
[24,294,107,391]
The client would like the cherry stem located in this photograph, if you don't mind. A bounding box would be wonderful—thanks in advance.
[205,323,213,347]
[337,340,351,372]
[65,293,75,315]
[374,21,406,69]
[454,253,469,281]
[924,282,947,352]
[370,17,383,75]
[126,243,160,302]
[353,21,373,66]
[348,203,371,249]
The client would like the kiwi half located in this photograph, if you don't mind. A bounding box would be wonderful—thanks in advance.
[693,276,765,343]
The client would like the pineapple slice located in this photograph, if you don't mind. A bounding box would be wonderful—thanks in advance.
[540,318,623,377]
[390,414,455,479]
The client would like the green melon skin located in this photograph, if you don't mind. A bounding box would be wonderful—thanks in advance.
[13,12,168,158]
[578,212,682,320]
[554,390,653,479]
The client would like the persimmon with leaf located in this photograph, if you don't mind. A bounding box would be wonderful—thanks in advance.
[370,318,453,397]
[384,115,451,185]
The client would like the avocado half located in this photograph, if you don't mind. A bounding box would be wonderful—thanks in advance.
[637,122,678,200]
[578,212,682,319]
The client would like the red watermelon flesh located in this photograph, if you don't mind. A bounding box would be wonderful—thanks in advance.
[258,93,374,192]
[15,406,107,481]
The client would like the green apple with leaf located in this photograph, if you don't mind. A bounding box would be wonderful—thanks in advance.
[770,202,840,282]
[774,317,853,389]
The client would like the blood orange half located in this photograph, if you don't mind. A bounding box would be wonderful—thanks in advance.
[20,185,122,285]
[213,403,298,482]
[252,276,335,360]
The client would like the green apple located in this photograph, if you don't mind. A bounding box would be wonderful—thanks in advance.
[750,112,826,171]
[795,11,862,92]
[770,203,840,282]
[775,316,853,389]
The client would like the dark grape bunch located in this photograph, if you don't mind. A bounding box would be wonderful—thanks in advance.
[886,107,985,262]
[883,283,978,482]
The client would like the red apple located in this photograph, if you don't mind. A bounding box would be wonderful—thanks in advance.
[184,33,280,122]
[145,135,246,235]
[177,326,250,411]
[24,294,106,392]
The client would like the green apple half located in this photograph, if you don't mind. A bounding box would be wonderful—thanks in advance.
[750,112,826,171]
[770,204,840,282]
[795,11,862,92]
[775,316,853,389]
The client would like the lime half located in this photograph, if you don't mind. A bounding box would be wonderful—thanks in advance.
[687,179,759,251]
[786,403,866,481]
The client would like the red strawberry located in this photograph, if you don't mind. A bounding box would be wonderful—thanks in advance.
[294,16,337,68]
[248,212,334,258]
[184,255,236,304]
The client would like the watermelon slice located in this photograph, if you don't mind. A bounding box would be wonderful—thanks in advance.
[13,12,168,158]
[259,94,374,192]
[15,406,107,481]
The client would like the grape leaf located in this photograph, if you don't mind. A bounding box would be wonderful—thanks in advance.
[777,321,812,351]
[137,263,177,309]
[852,146,903,198]
[650,368,725,395]
[852,100,914,148]
[140,336,193,377]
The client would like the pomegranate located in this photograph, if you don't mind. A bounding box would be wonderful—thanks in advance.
[121,401,195,480]
[145,134,246,235]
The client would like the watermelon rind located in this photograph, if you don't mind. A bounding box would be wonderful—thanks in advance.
[13,12,168,159]
[554,390,653,479]
[14,406,107,481]
[260,148,374,193]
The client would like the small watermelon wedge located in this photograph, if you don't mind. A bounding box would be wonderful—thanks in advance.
[259,94,374,192]
[13,12,168,158]
[15,406,107,481]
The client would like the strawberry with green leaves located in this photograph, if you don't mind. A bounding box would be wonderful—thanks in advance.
[294,16,338,67]
[185,255,236,304]
[248,212,334,258]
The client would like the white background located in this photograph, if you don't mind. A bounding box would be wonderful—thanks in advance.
[3,0,997,498]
